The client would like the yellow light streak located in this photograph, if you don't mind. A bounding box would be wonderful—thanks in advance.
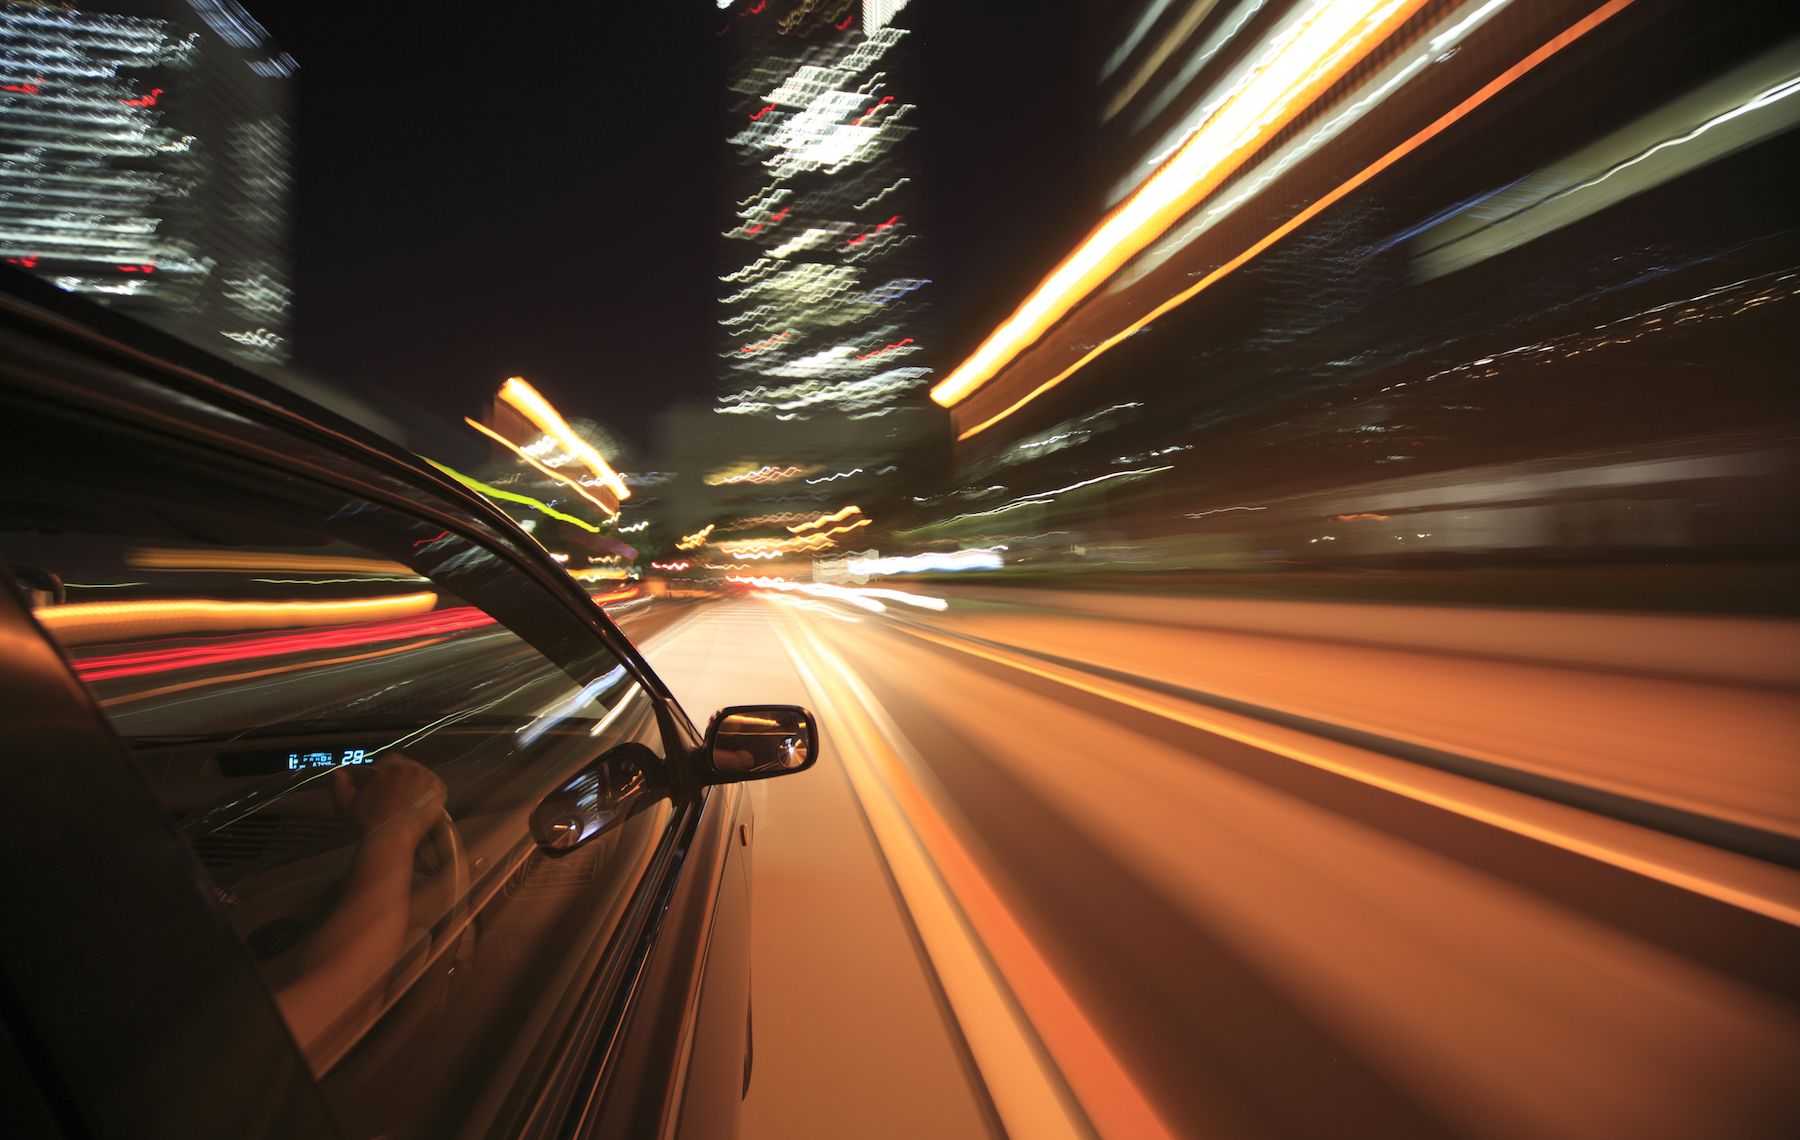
[497,377,631,501]
[788,505,864,533]
[718,518,872,558]
[949,0,1639,440]
[464,417,619,519]
[423,458,602,532]
[930,0,1432,411]
[36,592,439,647]
[127,549,415,575]
[677,524,716,551]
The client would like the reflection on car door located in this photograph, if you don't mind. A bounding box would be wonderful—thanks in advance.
[0,391,698,1138]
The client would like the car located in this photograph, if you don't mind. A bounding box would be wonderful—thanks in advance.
[0,264,817,1140]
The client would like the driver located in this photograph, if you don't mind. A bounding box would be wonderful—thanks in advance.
[273,754,446,1062]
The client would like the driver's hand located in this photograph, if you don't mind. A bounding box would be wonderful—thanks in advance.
[330,755,445,847]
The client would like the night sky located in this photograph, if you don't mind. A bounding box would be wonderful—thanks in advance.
[245,0,1097,460]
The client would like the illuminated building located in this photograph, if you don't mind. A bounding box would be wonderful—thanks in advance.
[668,0,943,553]
[0,0,295,369]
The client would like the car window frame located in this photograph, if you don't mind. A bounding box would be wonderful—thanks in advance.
[0,273,734,1139]
[0,280,700,761]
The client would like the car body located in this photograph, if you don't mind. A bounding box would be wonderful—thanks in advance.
[0,265,813,1140]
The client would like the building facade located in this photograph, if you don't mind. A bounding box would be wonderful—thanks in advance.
[0,0,294,370]
[660,0,942,568]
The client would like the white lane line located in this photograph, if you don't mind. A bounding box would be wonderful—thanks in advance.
[891,620,1800,929]
[770,606,1177,1140]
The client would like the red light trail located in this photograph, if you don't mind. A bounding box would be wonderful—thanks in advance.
[852,96,892,126]
[856,337,913,360]
[741,332,789,354]
[121,88,162,107]
[72,605,497,683]
[2,79,42,94]
[749,104,775,121]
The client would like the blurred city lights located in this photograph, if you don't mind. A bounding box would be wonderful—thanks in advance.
[847,549,1006,575]
[497,377,631,502]
[789,505,864,533]
[464,416,621,520]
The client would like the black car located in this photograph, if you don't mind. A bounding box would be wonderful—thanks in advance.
[0,267,817,1140]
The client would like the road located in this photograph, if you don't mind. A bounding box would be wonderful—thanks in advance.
[634,590,1800,1140]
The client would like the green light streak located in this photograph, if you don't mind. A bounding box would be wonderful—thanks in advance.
[422,458,602,533]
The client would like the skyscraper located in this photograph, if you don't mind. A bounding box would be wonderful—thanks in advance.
[667,0,939,551]
[0,0,294,370]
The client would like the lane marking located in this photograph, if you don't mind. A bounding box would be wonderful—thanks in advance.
[771,608,1177,1140]
[882,619,1800,930]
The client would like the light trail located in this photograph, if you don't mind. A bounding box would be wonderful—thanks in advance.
[497,377,630,501]
[464,417,619,519]
[49,592,450,653]
[947,0,1642,440]
[931,0,1436,411]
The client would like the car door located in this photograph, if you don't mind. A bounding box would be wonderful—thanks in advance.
[0,290,755,1139]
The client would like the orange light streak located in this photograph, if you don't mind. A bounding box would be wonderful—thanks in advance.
[951,0,1641,440]
[464,417,619,519]
[497,377,631,501]
[127,549,415,575]
[37,592,440,647]
[931,0,1433,411]
[788,505,863,533]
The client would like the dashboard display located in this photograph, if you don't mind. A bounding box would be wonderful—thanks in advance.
[218,746,381,778]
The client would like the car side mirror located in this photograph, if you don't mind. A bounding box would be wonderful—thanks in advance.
[529,741,655,856]
[698,705,819,784]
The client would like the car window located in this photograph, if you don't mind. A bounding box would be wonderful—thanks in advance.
[0,403,676,1139]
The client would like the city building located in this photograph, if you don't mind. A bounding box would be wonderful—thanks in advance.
[0,0,295,370]
[658,0,944,573]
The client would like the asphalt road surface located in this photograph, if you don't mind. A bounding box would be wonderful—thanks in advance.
[636,590,1800,1140]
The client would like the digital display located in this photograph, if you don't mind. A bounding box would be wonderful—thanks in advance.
[217,746,380,778]
[289,748,373,771]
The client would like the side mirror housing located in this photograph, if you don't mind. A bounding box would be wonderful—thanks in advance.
[529,742,654,856]
[697,705,819,784]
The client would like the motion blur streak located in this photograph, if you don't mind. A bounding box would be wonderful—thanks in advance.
[36,591,440,647]
[946,0,1641,440]
[422,458,604,532]
[788,504,864,532]
[462,416,622,519]
[848,549,1005,575]
[126,549,416,575]
[652,596,1800,1140]
[930,0,1435,409]
[730,576,950,612]
[70,604,492,681]
[772,616,1173,1140]
[496,377,631,501]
